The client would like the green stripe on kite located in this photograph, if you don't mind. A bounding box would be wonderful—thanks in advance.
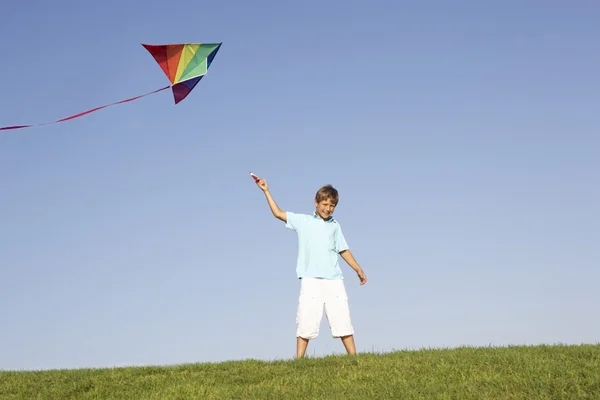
[179,44,220,82]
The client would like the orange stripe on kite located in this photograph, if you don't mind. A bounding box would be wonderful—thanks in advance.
[166,44,184,83]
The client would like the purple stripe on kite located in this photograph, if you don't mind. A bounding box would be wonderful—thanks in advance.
[182,76,203,89]
[0,86,170,131]
[172,76,203,104]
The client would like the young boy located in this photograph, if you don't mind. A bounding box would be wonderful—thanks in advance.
[255,177,367,358]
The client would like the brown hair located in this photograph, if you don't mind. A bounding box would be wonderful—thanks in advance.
[315,184,339,205]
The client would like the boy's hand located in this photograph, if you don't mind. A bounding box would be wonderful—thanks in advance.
[256,178,269,192]
[357,269,367,285]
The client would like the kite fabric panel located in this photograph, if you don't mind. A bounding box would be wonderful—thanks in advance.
[0,42,222,131]
[142,43,222,104]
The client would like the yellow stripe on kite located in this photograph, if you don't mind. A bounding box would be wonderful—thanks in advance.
[175,44,200,84]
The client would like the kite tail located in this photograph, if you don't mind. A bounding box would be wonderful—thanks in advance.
[0,85,171,131]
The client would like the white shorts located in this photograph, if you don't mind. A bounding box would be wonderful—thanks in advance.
[296,277,354,339]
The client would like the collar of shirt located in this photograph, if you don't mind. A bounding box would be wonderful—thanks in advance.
[313,212,335,223]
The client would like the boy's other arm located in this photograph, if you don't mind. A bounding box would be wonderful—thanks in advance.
[340,250,367,285]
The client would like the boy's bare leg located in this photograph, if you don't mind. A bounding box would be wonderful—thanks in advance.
[341,335,357,355]
[296,337,309,358]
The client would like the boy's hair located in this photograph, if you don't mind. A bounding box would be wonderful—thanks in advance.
[315,184,339,205]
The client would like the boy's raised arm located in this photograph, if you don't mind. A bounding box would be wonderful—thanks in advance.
[256,178,287,222]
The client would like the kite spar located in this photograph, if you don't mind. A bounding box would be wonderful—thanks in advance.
[0,42,222,131]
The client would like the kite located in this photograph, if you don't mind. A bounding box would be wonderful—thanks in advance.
[0,42,222,131]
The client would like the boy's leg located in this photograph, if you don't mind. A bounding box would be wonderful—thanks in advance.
[296,278,324,358]
[296,337,309,358]
[340,335,357,355]
[324,280,356,355]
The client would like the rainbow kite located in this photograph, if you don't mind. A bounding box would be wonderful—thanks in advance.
[0,42,222,131]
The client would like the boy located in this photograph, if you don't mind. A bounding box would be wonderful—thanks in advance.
[255,177,367,359]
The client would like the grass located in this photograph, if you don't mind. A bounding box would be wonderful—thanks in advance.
[1,344,599,399]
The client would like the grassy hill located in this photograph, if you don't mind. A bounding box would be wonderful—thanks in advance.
[1,344,598,399]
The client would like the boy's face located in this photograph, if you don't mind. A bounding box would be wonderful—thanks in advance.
[314,198,337,220]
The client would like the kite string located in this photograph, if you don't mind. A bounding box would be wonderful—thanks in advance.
[0,85,171,131]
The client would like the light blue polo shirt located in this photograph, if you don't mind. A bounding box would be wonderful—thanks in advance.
[285,211,349,280]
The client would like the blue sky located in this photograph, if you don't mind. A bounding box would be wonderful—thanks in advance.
[1,0,598,371]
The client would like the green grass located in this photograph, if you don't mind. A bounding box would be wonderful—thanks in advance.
[1,344,599,399]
